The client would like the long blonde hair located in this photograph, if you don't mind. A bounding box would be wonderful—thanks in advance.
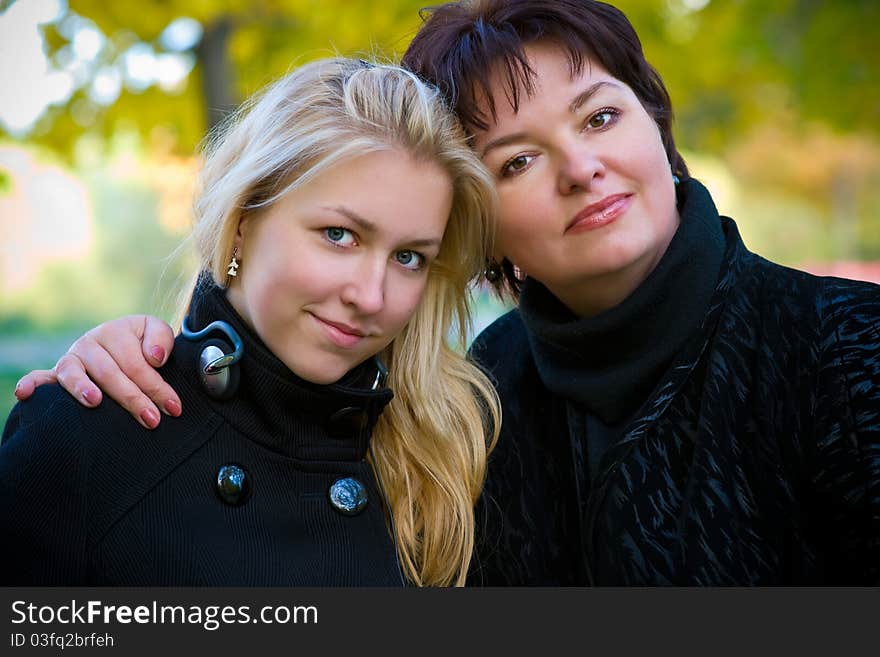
[186,58,500,586]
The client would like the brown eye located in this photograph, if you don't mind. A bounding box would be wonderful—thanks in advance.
[587,110,616,129]
[501,154,536,177]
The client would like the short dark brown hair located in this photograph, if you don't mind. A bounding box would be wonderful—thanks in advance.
[402,0,688,296]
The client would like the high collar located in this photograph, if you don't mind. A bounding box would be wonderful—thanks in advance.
[170,277,394,461]
[519,178,726,424]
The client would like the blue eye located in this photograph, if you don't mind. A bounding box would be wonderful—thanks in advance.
[395,250,424,271]
[324,227,356,246]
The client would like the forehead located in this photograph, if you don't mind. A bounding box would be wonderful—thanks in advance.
[473,41,616,123]
[277,149,453,237]
[474,43,623,135]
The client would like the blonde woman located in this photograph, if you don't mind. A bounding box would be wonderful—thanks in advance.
[0,58,500,587]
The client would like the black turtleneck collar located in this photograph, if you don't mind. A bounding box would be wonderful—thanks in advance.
[169,276,394,462]
[519,178,725,424]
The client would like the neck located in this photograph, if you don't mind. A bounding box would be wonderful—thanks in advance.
[223,278,253,330]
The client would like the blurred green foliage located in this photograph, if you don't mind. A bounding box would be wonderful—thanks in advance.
[14,0,877,157]
[29,0,433,155]
[1,0,879,420]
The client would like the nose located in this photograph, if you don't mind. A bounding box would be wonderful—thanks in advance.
[340,256,386,315]
[557,143,605,195]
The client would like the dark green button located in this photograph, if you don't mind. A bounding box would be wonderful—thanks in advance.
[216,464,251,506]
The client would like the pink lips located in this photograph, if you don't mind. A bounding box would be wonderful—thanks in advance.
[312,314,367,349]
[566,193,633,234]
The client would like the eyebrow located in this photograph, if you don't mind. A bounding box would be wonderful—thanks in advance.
[480,80,624,158]
[322,205,443,249]
[568,80,623,113]
[324,205,376,232]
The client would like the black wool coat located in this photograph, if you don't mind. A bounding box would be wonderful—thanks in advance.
[468,181,880,585]
[0,284,403,586]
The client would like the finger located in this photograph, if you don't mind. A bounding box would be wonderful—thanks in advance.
[66,337,161,430]
[141,316,182,416]
[141,315,176,368]
[79,322,179,423]
[99,316,181,417]
[14,369,58,401]
[53,352,103,408]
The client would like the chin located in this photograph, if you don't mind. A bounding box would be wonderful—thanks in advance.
[280,356,346,385]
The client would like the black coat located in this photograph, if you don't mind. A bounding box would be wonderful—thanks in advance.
[0,283,403,586]
[468,181,880,585]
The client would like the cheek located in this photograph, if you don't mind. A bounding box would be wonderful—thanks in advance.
[498,178,540,227]
[495,185,549,259]
[245,254,330,327]
[626,124,673,187]
[635,144,676,210]
[265,240,336,294]
[243,275,295,343]
[382,278,429,334]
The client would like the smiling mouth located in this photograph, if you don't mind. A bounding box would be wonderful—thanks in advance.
[311,313,368,349]
[566,194,633,234]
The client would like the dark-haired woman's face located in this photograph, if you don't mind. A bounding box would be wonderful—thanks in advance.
[473,42,679,316]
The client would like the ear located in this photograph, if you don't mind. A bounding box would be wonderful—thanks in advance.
[234,212,253,252]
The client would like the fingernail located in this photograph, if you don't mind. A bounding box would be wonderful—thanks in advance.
[140,408,160,429]
[163,399,181,417]
[81,388,96,405]
[149,345,166,364]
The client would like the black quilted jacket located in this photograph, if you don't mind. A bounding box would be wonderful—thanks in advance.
[468,181,880,585]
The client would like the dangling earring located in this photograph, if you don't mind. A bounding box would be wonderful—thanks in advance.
[227,247,240,277]
[484,259,502,283]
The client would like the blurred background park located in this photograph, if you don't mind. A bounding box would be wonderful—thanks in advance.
[1,0,879,420]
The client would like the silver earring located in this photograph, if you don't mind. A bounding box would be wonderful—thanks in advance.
[227,247,240,277]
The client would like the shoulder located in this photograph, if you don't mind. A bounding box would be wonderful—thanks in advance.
[1,356,222,517]
[750,254,879,329]
[810,276,880,382]
[723,217,878,312]
[469,309,527,362]
[469,309,532,379]
[723,236,878,337]
[3,380,157,465]
[1,380,163,495]
[813,275,880,328]
[468,308,549,417]
[733,254,880,420]
[2,384,89,465]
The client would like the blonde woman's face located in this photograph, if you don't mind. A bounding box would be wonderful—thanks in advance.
[227,149,452,384]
